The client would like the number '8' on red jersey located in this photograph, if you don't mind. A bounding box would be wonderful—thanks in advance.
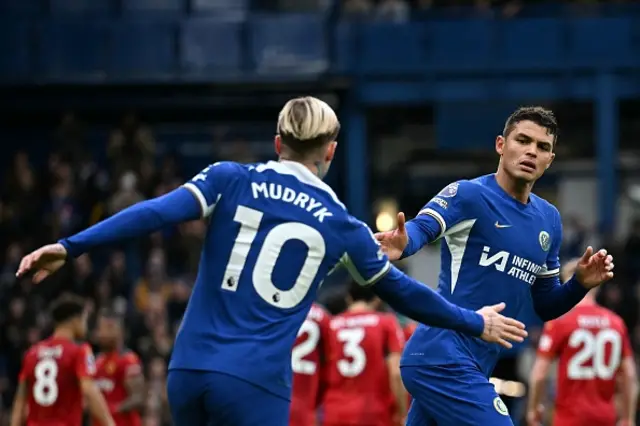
[537,303,633,426]
[19,336,96,426]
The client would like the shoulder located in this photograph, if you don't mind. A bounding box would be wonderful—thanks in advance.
[309,303,330,321]
[531,194,561,222]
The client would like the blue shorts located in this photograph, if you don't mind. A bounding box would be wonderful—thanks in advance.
[401,365,514,426]
[167,369,290,426]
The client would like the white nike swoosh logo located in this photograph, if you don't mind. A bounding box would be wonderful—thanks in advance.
[495,221,512,228]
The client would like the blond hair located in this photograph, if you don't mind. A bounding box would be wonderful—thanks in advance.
[277,97,340,155]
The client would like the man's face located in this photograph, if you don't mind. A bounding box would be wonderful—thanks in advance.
[496,120,556,183]
[95,316,121,349]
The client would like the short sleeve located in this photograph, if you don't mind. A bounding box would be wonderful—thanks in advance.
[341,217,391,287]
[121,352,143,378]
[18,351,32,382]
[384,315,405,354]
[619,321,634,359]
[182,161,243,218]
[76,344,96,378]
[417,181,475,239]
[537,206,561,279]
[537,320,564,358]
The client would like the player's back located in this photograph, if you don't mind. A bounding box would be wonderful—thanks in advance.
[20,336,90,426]
[170,160,386,400]
[323,311,401,426]
[539,303,632,426]
[290,303,331,426]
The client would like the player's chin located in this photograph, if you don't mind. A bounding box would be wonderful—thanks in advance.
[512,166,540,182]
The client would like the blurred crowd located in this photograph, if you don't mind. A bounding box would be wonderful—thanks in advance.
[340,0,638,21]
[0,110,639,426]
[0,113,206,426]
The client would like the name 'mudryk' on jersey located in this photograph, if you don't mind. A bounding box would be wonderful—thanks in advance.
[402,174,561,375]
[169,160,391,399]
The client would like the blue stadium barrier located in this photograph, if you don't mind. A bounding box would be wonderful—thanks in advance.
[428,19,495,71]
[191,0,248,21]
[499,19,564,70]
[179,19,244,77]
[37,20,110,80]
[568,18,636,67]
[49,0,113,16]
[248,14,327,75]
[356,22,428,74]
[121,0,185,16]
[110,20,177,79]
[0,21,32,80]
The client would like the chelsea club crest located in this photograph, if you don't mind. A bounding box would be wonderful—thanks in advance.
[539,231,551,252]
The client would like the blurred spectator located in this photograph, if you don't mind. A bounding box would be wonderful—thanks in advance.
[107,112,156,178]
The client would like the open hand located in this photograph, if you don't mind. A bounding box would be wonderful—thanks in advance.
[16,243,68,283]
[575,246,614,289]
[477,303,527,349]
[374,212,408,261]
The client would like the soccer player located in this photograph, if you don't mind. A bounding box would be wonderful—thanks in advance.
[322,282,407,426]
[10,294,115,426]
[527,260,637,426]
[289,303,331,426]
[93,310,144,426]
[16,97,527,426]
[374,106,616,426]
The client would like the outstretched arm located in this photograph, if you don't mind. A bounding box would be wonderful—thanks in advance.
[60,187,201,257]
[344,217,527,348]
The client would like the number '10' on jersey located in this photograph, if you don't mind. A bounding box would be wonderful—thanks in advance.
[169,160,391,399]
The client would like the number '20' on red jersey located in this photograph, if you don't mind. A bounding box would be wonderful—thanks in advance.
[322,311,404,426]
[290,304,331,426]
[538,303,633,426]
[19,336,96,426]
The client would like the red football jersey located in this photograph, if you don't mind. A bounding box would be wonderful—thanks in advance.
[322,311,404,426]
[93,350,143,426]
[19,336,96,426]
[290,304,331,426]
[537,303,633,426]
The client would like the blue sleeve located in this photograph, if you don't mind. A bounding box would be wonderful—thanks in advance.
[59,187,201,258]
[530,206,588,321]
[59,162,240,258]
[340,217,484,336]
[183,162,241,218]
[340,217,392,286]
[371,265,485,336]
[401,181,475,259]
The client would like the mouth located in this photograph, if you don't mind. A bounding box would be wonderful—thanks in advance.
[519,160,537,173]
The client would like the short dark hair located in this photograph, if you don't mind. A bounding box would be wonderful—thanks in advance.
[348,281,376,303]
[503,106,558,146]
[50,294,85,326]
[97,308,123,326]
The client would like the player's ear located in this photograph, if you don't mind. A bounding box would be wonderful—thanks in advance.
[274,135,282,155]
[495,135,505,156]
[546,152,555,170]
[325,141,337,162]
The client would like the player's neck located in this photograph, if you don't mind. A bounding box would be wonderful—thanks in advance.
[52,327,75,341]
[347,301,372,312]
[495,168,533,204]
[278,157,324,178]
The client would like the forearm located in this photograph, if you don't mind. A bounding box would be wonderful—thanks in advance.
[531,275,589,321]
[60,187,201,258]
[371,266,484,336]
[620,371,638,422]
[116,395,144,413]
[401,216,440,259]
[10,383,26,426]
[527,376,546,414]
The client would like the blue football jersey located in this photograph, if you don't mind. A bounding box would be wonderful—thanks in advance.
[401,174,561,376]
[168,160,391,399]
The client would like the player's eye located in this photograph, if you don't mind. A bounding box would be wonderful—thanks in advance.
[538,143,552,152]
